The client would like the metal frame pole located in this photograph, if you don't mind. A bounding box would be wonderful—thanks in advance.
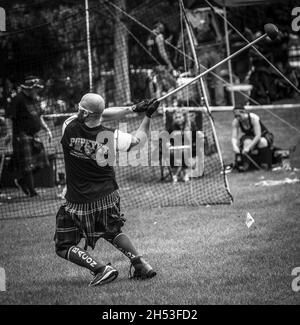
[179,0,233,202]
[85,0,93,92]
[223,1,235,106]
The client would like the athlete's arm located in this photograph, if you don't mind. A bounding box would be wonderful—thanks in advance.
[129,116,151,150]
[101,100,152,122]
[101,107,133,122]
[114,118,149,153]
[116,100,160,152]
[129,99,160,150]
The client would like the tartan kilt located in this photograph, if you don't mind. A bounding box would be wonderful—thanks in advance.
[54,190,126,251]
[13,132,49,173]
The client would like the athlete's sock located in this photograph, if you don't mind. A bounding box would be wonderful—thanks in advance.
[66,246,105,273]
[109,233,139,260]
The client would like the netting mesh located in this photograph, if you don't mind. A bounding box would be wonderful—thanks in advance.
[0,109,232,219]
[0,0,232,219]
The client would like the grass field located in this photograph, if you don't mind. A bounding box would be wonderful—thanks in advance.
[0,108,300,305]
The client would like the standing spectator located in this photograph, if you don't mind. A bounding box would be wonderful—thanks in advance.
[147,21,175,72]
[0,82,5,112]
[186,8,226,106]
[147,21,177,104]
[6,76,52,197]
[0,116,11,146]
[228,21,254,83]
[0,116,11,195]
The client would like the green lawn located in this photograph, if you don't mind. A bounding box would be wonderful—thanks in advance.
[0,108,300,305]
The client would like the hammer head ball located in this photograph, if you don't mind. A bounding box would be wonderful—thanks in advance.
[264,23,279,40]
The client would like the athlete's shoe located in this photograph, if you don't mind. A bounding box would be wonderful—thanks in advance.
[129,256,156,280]
[89,264,118,287]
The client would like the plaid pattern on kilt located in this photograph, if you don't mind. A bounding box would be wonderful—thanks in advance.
[54,190,126,251]
[13,132,49,173]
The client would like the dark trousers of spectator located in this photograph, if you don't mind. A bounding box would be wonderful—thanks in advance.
[232,55,251,83]
[197,47,226,106]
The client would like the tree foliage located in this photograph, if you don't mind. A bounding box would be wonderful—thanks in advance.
[0,0,298,109]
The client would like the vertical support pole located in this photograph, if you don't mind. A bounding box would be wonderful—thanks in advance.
[114,0,131,106]
[223,2,235,106]
[85,0,93,92]
[180,0,233,202]
[180,0,207,107]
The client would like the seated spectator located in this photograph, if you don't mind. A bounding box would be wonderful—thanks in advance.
[231,105,274,171]
[230,105,294,172]
[167,110,191,183]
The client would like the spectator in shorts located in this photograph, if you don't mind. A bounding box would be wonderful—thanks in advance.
[147,21,177,104]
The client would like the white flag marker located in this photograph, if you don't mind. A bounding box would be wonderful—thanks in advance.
[246,212,255,228]
[0,267,6,291]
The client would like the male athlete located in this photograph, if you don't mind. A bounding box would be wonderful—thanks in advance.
[54,93,159,286]
[231,105,274,171]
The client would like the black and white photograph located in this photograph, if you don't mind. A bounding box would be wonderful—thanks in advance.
[0,0,299,310]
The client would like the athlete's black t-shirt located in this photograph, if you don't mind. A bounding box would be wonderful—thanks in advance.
[61,118,118,203]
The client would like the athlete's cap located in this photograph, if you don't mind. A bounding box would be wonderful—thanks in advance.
[21,76,44,90]
[78,93,105,115]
